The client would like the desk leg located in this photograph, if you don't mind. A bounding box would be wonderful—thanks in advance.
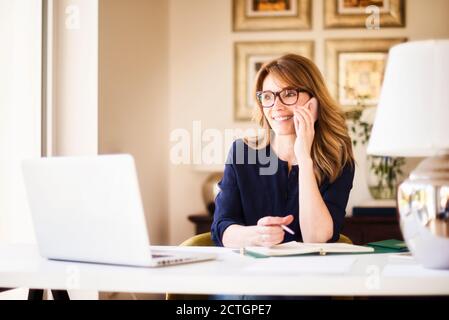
[51,290,70,300]
[28,289,70,300]
[28,289,44,300]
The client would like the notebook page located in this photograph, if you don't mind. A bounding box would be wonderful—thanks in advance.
[296,243,374,253]
[245,241,373,256]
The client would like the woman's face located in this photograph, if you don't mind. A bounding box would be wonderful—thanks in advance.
[261,74,317,136]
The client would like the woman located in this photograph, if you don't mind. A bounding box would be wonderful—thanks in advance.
[211,54,355,249]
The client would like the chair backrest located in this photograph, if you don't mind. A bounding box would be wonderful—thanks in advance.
[337,234,353,244]
[179,232,214,247]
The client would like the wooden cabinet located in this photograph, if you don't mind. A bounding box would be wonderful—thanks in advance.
[188,214,213,235]
[341,216,403,245]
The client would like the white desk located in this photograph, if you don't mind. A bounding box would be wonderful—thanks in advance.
[1,244,449,297]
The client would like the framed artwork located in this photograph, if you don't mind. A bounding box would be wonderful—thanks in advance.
[325,38,406,114]
[234,41,314,121]
[324,0,405,28]
[233,0,312,31]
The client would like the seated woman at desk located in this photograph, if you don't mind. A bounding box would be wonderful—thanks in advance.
[211,54,355,249]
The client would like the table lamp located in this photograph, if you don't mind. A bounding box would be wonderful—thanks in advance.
[367,40,449,269]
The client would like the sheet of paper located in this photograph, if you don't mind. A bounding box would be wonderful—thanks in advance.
[244,256,357,275]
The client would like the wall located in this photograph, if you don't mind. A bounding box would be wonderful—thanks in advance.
[52,0,98,156]
[99,0,170,245]
[167,0,449,245]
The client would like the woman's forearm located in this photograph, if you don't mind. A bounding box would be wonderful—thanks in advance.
[222,224,258,248]
[298,158,333,243]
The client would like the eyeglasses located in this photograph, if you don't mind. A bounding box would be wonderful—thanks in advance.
[256,88,311,108]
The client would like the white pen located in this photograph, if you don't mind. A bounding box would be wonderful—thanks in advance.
[280,224,295,235]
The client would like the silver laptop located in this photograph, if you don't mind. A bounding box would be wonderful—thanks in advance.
[21,154,216,267]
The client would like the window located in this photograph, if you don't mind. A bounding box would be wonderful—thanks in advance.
[0,0,42,244]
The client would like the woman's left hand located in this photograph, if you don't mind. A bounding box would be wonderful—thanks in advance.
[293,98,318,163]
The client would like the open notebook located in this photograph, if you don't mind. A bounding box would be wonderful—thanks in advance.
[245,241,374,257]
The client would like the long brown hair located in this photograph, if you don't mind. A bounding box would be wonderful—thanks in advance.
[245,54,354,185]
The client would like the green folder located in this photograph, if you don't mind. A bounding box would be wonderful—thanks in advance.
[366,239,409,253]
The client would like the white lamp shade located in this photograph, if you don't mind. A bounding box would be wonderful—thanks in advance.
[367,40,449,157]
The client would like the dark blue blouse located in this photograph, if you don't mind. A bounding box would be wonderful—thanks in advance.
[211,139,355,246]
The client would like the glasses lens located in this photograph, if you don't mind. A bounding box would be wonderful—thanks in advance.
[280,89,298,105]
[259,91,275,107]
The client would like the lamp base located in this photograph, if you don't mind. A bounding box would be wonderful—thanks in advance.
[397,155,449,269]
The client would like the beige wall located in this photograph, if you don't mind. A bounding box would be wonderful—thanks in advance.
[99,0,169,245]
[167,0,449,245]
[53,0,98,156]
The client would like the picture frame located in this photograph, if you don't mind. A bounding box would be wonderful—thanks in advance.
[324,0,405,29]
[235,41,314,121]
[325,38,406,115]
[233,0,312,31]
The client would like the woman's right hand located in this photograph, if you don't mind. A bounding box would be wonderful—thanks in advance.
[252,215,294,247]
